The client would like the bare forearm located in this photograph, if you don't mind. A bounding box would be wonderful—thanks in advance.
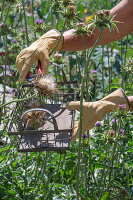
[61,0,133,51]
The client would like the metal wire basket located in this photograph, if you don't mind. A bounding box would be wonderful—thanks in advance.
[8,67,78,152]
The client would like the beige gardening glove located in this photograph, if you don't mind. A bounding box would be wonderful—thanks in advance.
[16,30,63,82]
[66,88,130,142]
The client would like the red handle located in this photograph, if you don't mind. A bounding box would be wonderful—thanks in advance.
[37,60,42,74]
[26,60,42,79]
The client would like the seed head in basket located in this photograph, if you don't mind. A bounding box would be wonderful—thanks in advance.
[35,75,58,97]
[23,99,45,130]
[23,110,46,129]
[24,99,42,109]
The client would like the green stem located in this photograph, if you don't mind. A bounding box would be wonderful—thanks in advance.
[3,3,11,24]
[50,19,67,55]
[120,39,124,89]
[0,0,5,21]
[76,74,84,200]
[86,28,104,68]
[102,46,104,96]
[76,28,104,199]
[22,0,29,46]
[0,95,36,109]
[23,153,28,200]
[107,44,111,93]
[2,34,7,115]
[100,140,118,198]
[31,0,36,39]
[82,35,89,101]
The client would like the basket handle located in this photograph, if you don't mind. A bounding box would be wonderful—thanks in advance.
[19,108,58,132]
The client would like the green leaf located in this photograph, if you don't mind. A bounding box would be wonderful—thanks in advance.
[8,190,16,195]
[126,149,133,153]
[101,192,109,200]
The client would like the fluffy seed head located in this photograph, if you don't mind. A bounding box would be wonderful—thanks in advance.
[23,111,46,129]
[35,75,58,97]
[24,99,42,109]
[23,99,45,129]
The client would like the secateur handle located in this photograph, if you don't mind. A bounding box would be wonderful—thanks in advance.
[26,60,42,80]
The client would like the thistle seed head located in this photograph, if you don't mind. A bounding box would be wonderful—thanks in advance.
[35,75,58,97]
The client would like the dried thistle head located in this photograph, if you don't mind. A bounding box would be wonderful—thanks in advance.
[23,110,46,129]
[24,99,42,109]
[23,99,45,129]
[35,75,58,97]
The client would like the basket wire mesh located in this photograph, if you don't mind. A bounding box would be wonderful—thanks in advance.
[8,68,78,152]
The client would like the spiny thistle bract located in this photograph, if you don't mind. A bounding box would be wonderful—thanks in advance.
[34,75,58,97]
[88,9,120,32]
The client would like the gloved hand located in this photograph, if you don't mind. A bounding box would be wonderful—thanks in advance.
[66,88,130,142]
[16,30,63,82]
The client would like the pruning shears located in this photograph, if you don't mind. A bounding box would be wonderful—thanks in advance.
[26,60,42,81]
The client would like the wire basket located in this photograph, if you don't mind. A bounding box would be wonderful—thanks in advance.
[8,69,78,152]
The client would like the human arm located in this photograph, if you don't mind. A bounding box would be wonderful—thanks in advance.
[61,0,133,51]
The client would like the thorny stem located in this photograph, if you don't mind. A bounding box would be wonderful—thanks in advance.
[50,19,67,55]
[120,39,124,89]
[22,0,29,46]
[2,35,7,113]
[76,73,84,200]
[0,95,36,109]
[102,46,105,96]
[23,153,28,200]
[3,3,11,24]
[107,44,111,93]
[100,139,118,198]
[0,0,5,21]
[31,0,36,39]
[86,28,104,68]
[76,28,104,200]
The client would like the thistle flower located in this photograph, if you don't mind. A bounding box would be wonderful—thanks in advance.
[65,5,76,20]
[91,70,98,74]
[120,129,124,134]
[111,119,118,123]
[54,53,63,64]
[35,75,58,97]
[95,121,102,126]
[63,0,72,7]
[54,53,62,58]
[0,23,10,36]
[109,130,115,136]
[33,20,46,34]
[12,39,17,44]
[73,22,91,37]
[35,19,43,25]
[118,104,126,109]
[82,134,88,139]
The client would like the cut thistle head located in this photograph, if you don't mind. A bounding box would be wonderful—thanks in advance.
[73,22,91,37]
[23,99,45,129]
[34,75,58,97]
[88,9,120,32]
[24,99,42,109]
[23,110,46,130]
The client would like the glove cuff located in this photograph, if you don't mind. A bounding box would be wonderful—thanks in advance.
[51,29,64,51]
[120,88,131,110]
